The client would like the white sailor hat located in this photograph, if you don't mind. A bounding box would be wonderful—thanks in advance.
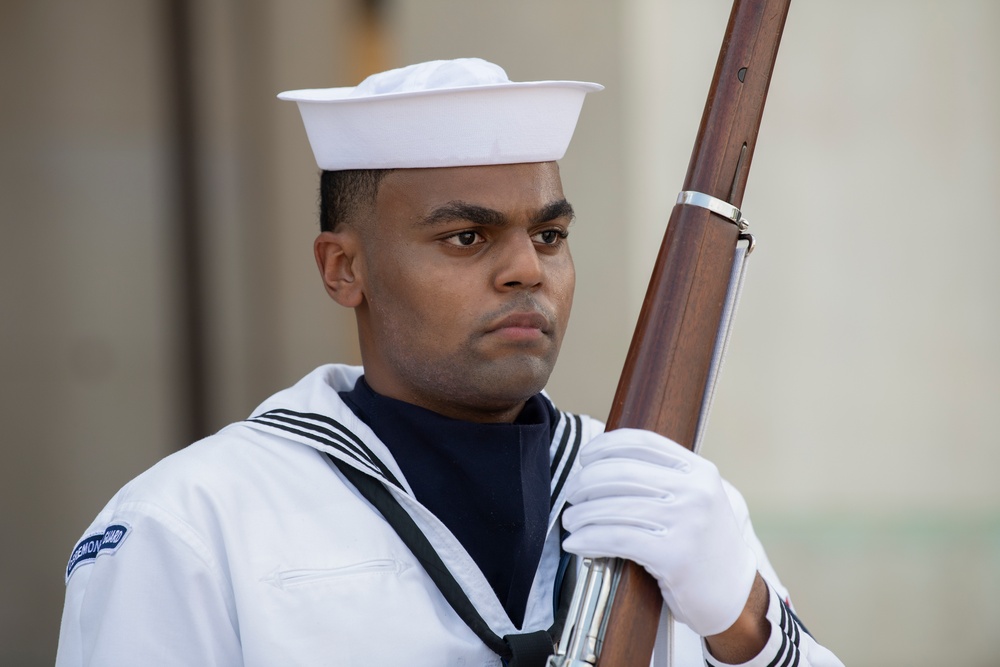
[278,58,603,170]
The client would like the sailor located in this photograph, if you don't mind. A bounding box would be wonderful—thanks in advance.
[56,58,843,666]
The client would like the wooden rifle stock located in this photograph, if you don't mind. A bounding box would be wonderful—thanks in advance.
[594,1,791,664]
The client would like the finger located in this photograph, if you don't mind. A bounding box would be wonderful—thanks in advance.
[579,429,695,470]
[564,459,681,503]
[562,496,673,533]
[562,525,665,566]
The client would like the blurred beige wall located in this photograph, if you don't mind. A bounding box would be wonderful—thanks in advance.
[2,1,998,665]
[1,4,178,664]
[623,3,1000,664]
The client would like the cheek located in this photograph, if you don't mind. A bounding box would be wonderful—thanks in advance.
[370,257,472,338]
[552,255,576,322]
[420,275,483,342]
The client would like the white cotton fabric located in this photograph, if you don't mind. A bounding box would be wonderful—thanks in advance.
[562,428,759,636]
[55,365,597,666]
[278,58,602,169]
[55,364,841,666]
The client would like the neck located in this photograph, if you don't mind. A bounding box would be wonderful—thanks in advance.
[364,373,527,423]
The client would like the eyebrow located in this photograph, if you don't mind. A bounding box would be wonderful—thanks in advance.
[417,198,575,228]
[535,199,576,225]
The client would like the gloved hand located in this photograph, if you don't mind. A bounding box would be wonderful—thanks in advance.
[561,428,758,637]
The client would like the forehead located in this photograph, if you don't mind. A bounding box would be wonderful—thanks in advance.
[375,162,565,219]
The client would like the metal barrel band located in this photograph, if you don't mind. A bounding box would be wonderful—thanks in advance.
[676,190,749,231]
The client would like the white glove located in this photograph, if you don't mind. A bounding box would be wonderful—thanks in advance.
[561,428,758,636]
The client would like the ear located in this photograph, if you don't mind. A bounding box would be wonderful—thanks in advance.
[314,229,365,308]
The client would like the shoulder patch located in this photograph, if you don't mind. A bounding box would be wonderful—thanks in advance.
[65,522,131,583]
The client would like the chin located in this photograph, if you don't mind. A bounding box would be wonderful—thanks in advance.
[390,350,559,417]
[473,357,555,403]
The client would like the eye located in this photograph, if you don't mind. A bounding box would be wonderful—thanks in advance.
[533,228,568,246]
[443,230,483,247]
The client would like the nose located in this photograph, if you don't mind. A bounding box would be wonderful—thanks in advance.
[494,232,544,291]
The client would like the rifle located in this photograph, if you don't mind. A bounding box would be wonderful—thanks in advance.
[549,0,792,664]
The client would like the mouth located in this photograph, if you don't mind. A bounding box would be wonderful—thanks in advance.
[485,311,552,341]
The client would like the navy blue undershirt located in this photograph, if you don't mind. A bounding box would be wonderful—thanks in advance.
[339,376,556,628]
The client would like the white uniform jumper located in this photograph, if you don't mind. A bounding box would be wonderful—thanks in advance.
[57,364,841,666]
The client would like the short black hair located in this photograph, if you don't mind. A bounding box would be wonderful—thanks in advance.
[319,169,394,232]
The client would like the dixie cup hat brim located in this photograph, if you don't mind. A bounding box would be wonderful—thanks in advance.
[278,58,603,170]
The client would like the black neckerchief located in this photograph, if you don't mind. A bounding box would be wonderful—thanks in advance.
[339,376,555,629]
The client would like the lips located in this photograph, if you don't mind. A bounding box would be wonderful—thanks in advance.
[486,311,551,339]
[486,311,551,335]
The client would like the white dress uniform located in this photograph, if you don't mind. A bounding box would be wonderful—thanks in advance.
[57,364,842,667]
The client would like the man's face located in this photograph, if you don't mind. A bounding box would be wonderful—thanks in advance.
[354,161,575,422]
